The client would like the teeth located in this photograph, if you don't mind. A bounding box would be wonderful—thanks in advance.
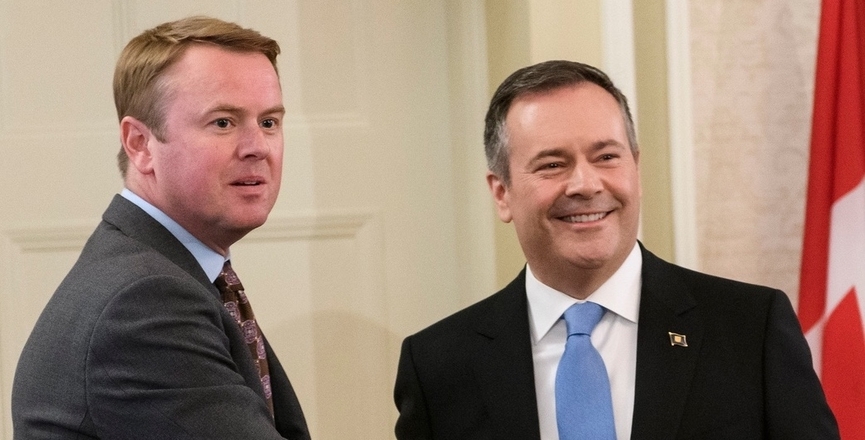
[562,212,606,223]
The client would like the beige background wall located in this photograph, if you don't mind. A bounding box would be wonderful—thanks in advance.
[689,0,820,303]
[0,1,492,438]
[0,0,821,438]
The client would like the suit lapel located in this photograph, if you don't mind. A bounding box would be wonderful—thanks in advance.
[472,270,542,440]
[102,195,217,295]
[631,247,703,439]
[465,249,703,439]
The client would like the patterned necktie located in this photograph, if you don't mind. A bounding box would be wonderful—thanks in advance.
[214,260,274,417]
[555,301,616,440]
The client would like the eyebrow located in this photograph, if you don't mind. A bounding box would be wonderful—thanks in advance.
[528,147,569,164]
[527,139,626,163]
[589,139,628,151]
[205,104,286,117]
[261,105,287,116]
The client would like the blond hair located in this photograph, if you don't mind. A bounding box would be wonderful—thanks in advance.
[113,16,280,177]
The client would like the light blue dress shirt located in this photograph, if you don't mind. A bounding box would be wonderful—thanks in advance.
[120,188,227,283]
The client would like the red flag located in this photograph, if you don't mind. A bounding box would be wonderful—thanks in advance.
[798,0,865,437]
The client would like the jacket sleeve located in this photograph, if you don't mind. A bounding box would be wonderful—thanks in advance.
[86,274,294,439]
[394,336,435,440]
[763,290,839,439]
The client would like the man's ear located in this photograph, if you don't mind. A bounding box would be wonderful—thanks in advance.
[486,171,513,223]
[120,116,156,175]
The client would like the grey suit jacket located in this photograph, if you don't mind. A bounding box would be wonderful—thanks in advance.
[394,244,839,439]
[12,195,310,439]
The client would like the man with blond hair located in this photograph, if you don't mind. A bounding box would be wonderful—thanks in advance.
[12,16,310,439]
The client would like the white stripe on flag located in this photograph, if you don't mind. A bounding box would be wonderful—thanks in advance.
[805,175,865,375]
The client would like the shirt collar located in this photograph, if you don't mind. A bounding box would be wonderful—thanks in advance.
[526,242,642,344]
[121,188,228,282]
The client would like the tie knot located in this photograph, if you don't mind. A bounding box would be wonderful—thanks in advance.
[563,302,605,336]
[216,260,243,290]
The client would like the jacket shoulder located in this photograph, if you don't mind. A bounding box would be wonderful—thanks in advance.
[642,247,785,307]
[406,270,527,345]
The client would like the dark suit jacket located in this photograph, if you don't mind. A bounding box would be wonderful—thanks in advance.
[394,245,839,439]
[12,195,310,439]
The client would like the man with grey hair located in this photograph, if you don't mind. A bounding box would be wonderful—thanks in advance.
[394,60,837,439]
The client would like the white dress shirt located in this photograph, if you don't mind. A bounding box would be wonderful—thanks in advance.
[527,243,642,440]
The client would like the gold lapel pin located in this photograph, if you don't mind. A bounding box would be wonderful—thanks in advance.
[668,332,688,347]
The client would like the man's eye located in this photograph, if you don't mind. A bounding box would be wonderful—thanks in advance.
[214,118,231,128]
[261,118,277,129]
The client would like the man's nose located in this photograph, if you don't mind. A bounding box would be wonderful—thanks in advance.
[564,162,603,198]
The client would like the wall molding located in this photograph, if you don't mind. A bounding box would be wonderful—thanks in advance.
[2,211,376,253]
[665,0,699,270]
[601,0,638,121]
[246,211,375,241]
[2,223,96,252]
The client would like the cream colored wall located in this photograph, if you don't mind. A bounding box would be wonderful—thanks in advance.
[0,1,493,438]
[633,0,675,261]
[688,0,820,303]
[0,0,823,437]
[445,0,498,307]
[485,0,535,289]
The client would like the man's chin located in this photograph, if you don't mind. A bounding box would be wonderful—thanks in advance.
[561,245,627,272]
[220,216,269,241]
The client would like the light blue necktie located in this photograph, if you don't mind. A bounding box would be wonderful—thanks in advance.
[555,302,616,440]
